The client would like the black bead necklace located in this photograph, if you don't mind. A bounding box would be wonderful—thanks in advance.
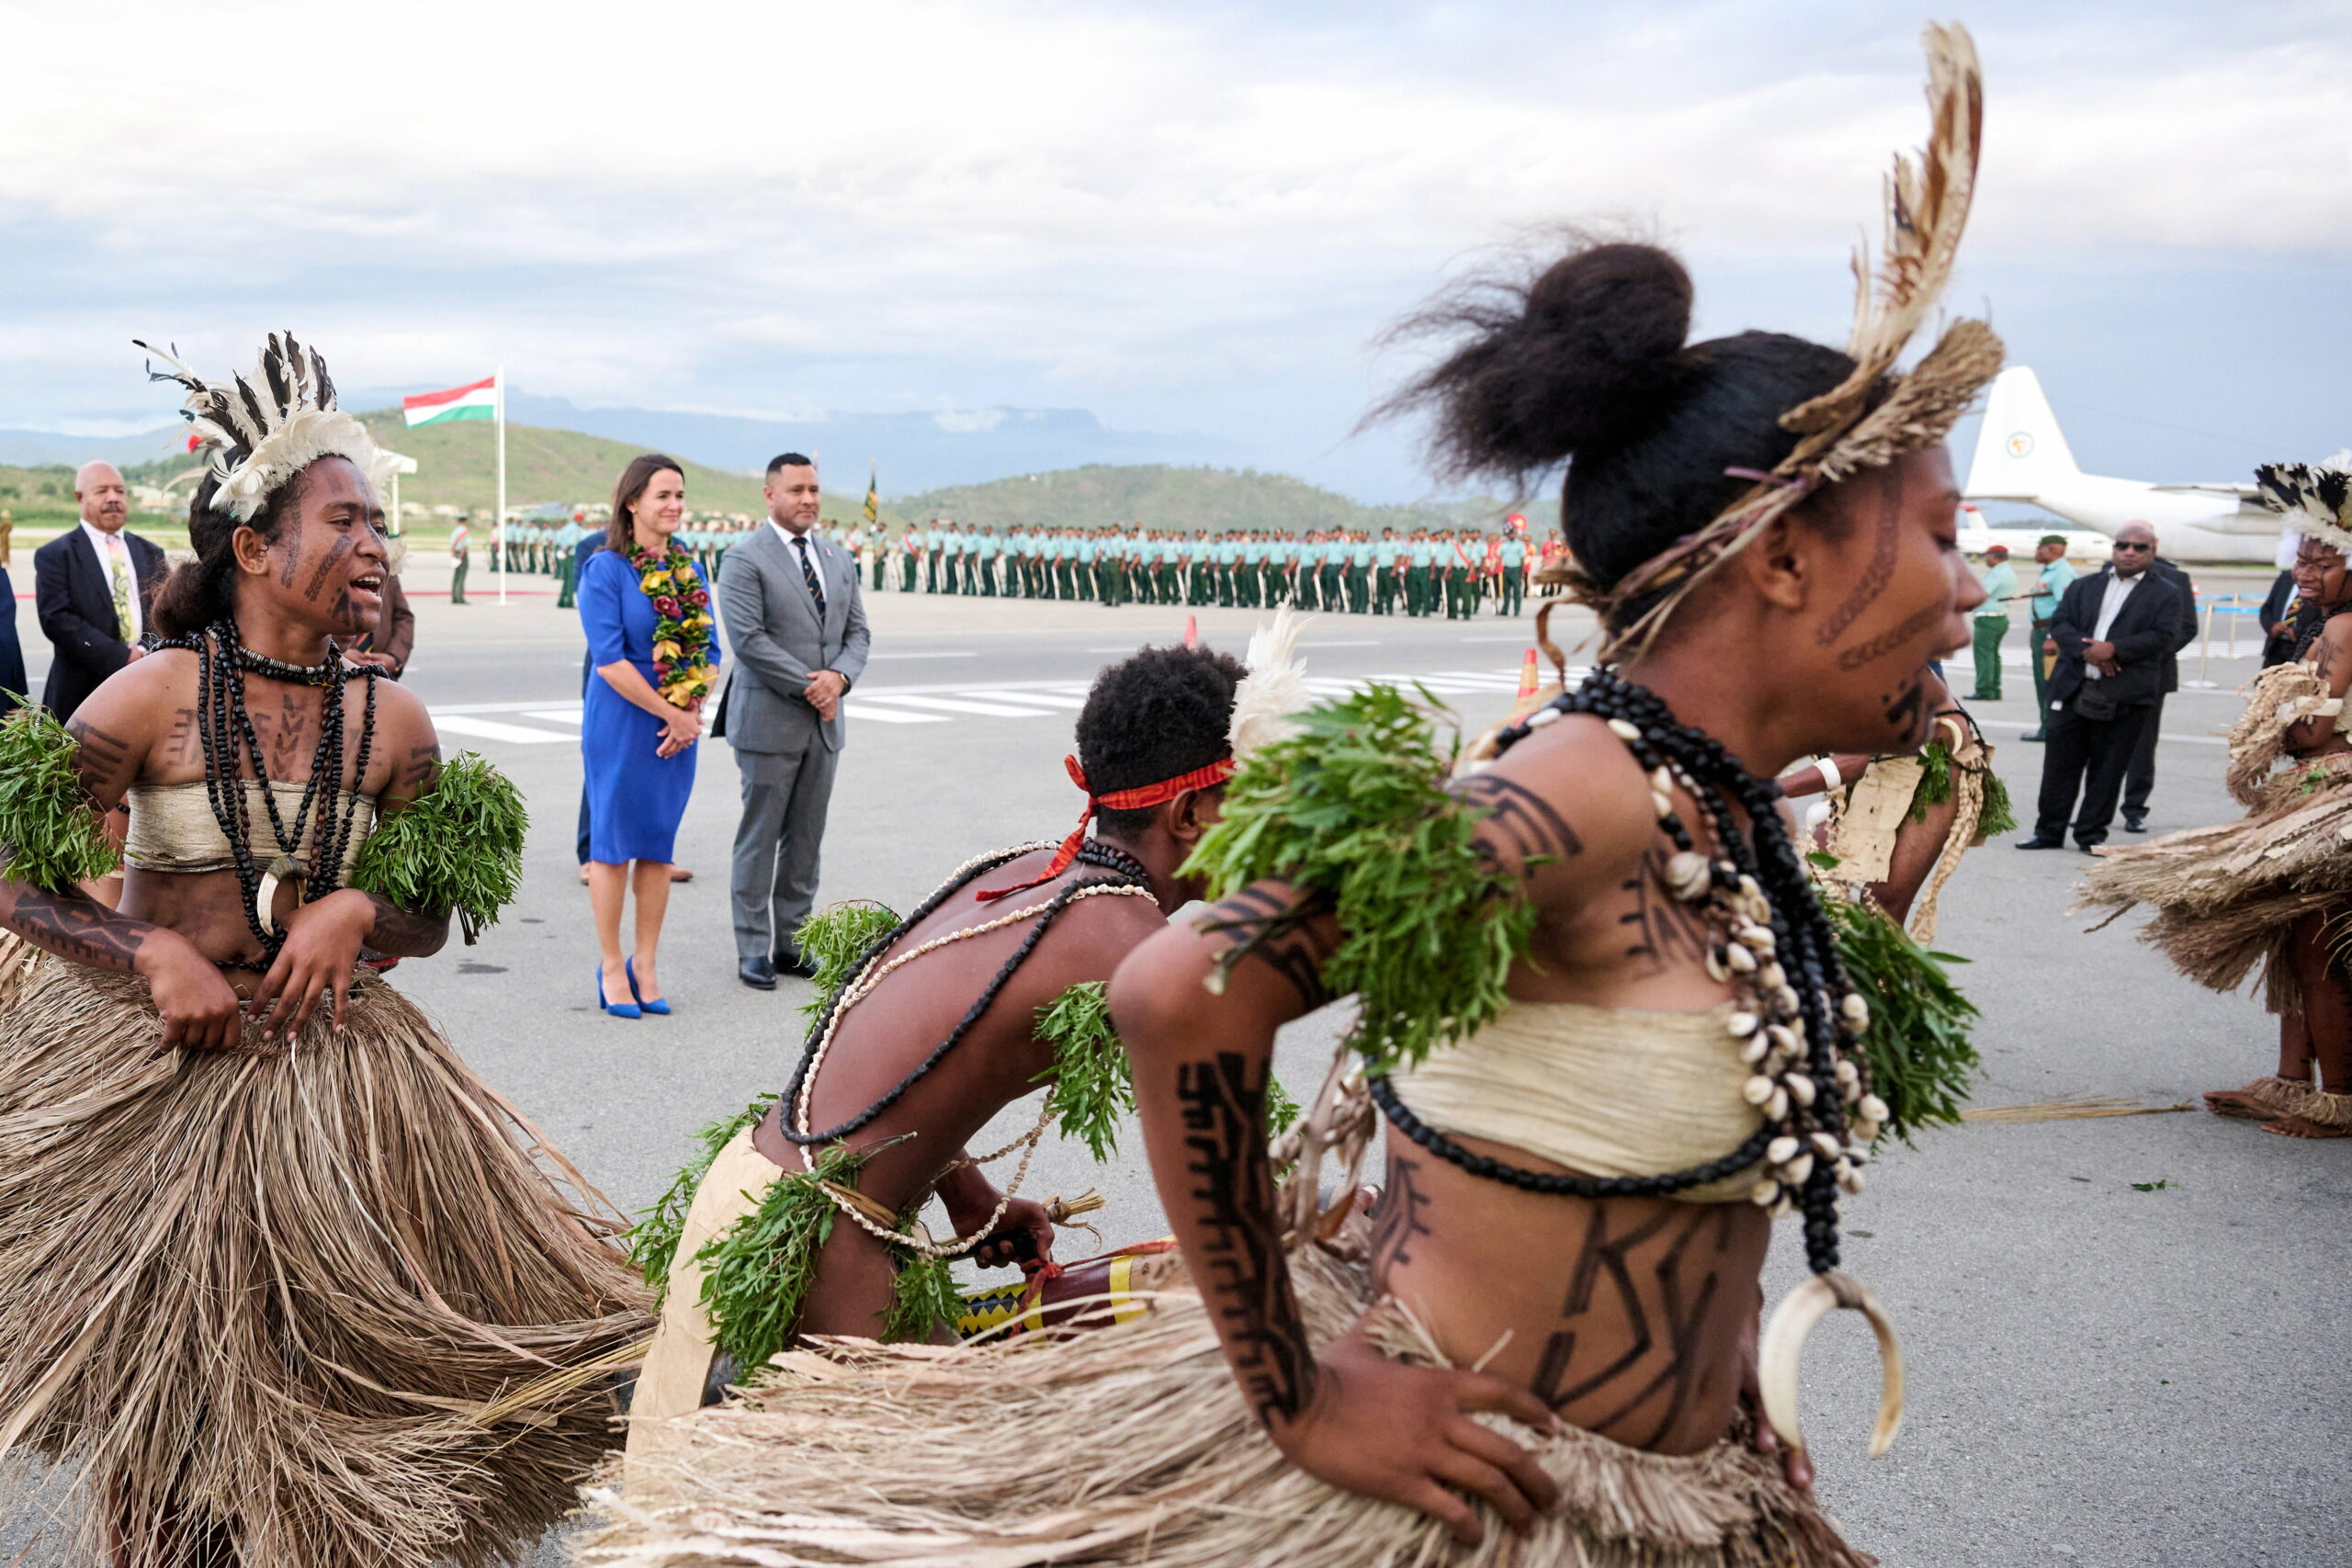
[1368,667,1882,1278]
[155,623,379,970]
[779,838,1154,1146]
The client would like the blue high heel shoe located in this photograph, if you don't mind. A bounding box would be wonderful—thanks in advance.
[596,964,641,1019]
[627,957,672,1016]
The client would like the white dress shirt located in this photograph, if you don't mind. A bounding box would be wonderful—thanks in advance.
[2083,571,2140,680]
[79,520,141,641]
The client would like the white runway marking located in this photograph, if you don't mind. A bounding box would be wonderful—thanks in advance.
[434,714,580,745]
[840,702,949,725]
[427,669,1547,749]
[862,694,1067,718]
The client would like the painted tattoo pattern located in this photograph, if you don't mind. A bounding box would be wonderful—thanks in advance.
[1178,1050,1318,1427]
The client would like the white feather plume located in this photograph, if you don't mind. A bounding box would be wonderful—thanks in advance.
[1228,606,1312,761]
[136,333,393,521]
[2258,450,2352,555]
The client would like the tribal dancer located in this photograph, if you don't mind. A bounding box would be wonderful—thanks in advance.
[577,26,1996,1567]
[0,336,648,1567]
[1781,665,2014,942]
[620,621,1309,1449]
[2083,460,2352,1139]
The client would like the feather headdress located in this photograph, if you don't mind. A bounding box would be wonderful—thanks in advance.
[1228,606,1312,761]
[134,333,400,521]
[2256,451,2352,554]
[1588,23,2003,659]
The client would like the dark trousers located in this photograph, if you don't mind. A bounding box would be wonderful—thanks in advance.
[2124,694,2165,817]
[2034,701,2156,847]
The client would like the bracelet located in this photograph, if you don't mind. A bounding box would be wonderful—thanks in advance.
[1815,757,1844,794]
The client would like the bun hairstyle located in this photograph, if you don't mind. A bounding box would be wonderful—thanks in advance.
[149,462,324,641]
[1388,240,1864,625]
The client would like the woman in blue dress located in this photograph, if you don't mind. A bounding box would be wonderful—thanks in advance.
[579,453,718,1017]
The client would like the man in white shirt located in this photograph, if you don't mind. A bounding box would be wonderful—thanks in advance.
[33,461,166,720]
[2020,523,2191,851]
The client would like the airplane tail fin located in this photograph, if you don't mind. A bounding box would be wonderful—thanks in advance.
[1963,366,2082,502]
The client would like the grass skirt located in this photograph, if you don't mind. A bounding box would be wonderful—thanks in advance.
[0,947,652,1567]
[2078,750,2352,1011]
[583,1240,1870,1568]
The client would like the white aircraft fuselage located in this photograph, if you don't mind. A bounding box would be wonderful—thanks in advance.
[1963,367,2278,563]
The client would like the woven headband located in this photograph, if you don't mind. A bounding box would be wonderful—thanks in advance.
[1569,24,2003,662]
[972,754,1236,903]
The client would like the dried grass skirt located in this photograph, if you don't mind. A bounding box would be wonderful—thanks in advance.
[2078,751,2352,1011]
[582,1241,1870,1568]
[0,950,652,1567]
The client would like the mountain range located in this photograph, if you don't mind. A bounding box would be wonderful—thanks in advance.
[0,393,1248,498]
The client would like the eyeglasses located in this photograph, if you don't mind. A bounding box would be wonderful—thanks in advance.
[2113,542,2154,552]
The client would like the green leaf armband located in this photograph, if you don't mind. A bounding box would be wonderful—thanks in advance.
[0,707,117,892]
[346,751,527,943]
[1182,686,1535,1074]
[1035,980,1133,1162]
[1826,896,1981,1144]
[793,900,901,1025]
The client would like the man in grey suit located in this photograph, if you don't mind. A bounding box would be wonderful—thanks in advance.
[715,453,871,989]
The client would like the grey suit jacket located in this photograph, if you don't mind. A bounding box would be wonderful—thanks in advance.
[714,525,870,753]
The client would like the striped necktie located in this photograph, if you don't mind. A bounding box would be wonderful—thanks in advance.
[792,534,827,619]
[106,536,132,637]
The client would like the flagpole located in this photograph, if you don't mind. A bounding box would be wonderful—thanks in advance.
[494,364,508,605]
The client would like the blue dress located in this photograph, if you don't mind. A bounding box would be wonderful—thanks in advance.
[578,547,717,864]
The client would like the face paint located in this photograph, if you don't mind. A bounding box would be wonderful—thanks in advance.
[1815,466,1906,648]
[302,536,355,603]
[1834,602,1942,671]
[1881,679,1929,745]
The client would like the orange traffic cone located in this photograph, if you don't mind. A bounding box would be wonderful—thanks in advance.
[1516,646,1539,701]
[1182,615,1199,649]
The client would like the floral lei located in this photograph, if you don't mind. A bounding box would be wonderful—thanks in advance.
[630,542,718,705]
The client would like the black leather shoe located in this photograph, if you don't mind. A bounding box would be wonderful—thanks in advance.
[2019,730,2045,742]
[771,947,820,980]
[2122,812,2148,832]
[739,956,777,990]
[2015,837,2066,851]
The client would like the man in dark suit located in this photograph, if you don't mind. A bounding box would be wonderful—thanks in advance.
[34,462,165,720]
[2119,531,2201,832]
[0,557,28,714]
[716,453,871,988]
[2019,523,2190,852]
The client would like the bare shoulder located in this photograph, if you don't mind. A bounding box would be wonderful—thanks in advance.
[363,672,434,737]
[73,648,194,741]
[2313,615,2352,685]
[1028,881,1169,987]
[1464,711,1657,876]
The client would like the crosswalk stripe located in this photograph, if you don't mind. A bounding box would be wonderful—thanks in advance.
[435,714,578,745]
[957,689,1089,708]
[426,668,1553,750]
[841,702,949,724]
[860,694,1063,718]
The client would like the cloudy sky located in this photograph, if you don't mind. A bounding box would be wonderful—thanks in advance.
[4,0,2346,500]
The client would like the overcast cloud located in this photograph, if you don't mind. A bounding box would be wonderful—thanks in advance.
[3,0,2346,498]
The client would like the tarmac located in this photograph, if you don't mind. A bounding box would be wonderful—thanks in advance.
[7,581,2346,1565]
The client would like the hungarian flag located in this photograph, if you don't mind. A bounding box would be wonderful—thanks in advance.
[402,375,497,427]
[863,461,879,525]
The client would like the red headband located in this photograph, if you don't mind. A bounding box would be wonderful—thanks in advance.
[973,753,1236,903]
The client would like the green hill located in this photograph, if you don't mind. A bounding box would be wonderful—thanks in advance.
[891,464,1553,536]
[18,437,1555,548]
[116,412,774,520]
